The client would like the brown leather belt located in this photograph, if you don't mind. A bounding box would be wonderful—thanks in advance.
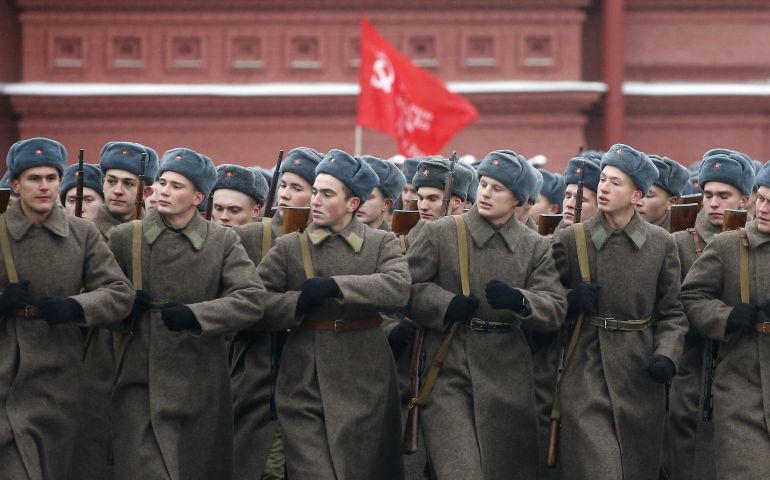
[301,315,382,333]
[10,305,41,318]
[755,322,770,335]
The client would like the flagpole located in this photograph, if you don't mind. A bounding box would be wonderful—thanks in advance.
[354,125,362,156]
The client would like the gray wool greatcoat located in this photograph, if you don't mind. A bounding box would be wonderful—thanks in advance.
[108,210,265,480]
[0,203,134,480]
[552,211,687,480]
[69,203,141,480]
[407,207,567,480]
[230,213,283,480]
[664,209,721,480]
[257,216,410,480]
[681,221,770,479]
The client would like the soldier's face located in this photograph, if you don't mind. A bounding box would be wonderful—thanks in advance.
[416,187,445,221]
[12,166,60,220]
[310,174,360,231]
[755,186,770,234]
[401,184,419,204]
[636,185,673,225]
[562,184,597,226]
[145,184,159,212]
[64,186,104,220]
[211,188,260,227]
[477,176,517,225]
[277,172,313,216]
[103,169,140,220]
[355,187,390,227]
[702,181,747,228]
[597,166,643,214]
[156,171,205,217]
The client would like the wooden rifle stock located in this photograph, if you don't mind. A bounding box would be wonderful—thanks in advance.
[573,160,585,224]
[134,152,147,220]
[74,149,85,218]
[204,194,214,221]
[391,210,420,237]
[538,214,563,236]
[669,204,699,233]
[702,208,748,421]
[403,152,458,454]
[678,193,703,207]
[264,150,284,218]
[281,206,311,234]
[0,189,11,214]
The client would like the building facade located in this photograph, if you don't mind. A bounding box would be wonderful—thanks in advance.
[2,0,770,173]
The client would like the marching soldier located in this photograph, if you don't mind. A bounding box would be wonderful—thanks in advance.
[211,164,268,227]
[680,162,770,479]
[230,147,322,480]
[530,169,565,219]
[0,137,134,479]
[357,155,407,231]
[407,149,566,479]
[552,144,687,480]
[69,141,159,480]
[400,157,421,206]
[457,161,478,209]
[515,162,542,231]
[667,149,756,480]
[257,149,410,479]
[108,147,265,480]
[94,142,158,239]
[60,163,104,220]
[636,155,689,231]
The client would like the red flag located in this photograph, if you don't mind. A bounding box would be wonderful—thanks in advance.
[357,17,478,156]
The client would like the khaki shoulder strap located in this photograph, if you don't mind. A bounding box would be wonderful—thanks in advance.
[574,223,591,283]
[298,231,315,279]
[131,220,143,290]
[399,234,409,255]
[738,228,749,303]
[413,215,470,407]
[261,217,273,260]
[0,214,18,283]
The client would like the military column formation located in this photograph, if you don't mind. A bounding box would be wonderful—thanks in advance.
[0,136,768,480]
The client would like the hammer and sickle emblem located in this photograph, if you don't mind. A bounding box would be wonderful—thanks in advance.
[370,52,395,94]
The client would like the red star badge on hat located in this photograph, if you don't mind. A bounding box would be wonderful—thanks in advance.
[225,171,233,177]
[420,169,429,176]
[34,149,42,156]
[122,149,129,156]
[292,159,301,166]
[616,148,622,155]
[492,159,500,167]
[330,157,336,164]
[575,167,582,174]
[175,155,182,161]
[714,162,721,169]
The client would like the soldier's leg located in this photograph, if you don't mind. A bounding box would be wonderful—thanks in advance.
[665,343,702,480]
[0,321,28,479]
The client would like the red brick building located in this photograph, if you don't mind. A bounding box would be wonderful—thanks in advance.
[2,0,770,174]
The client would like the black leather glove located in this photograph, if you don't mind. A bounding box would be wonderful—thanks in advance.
[130,290,152,320]
[485,280,528,313]
[39,297,84,326]
[725,302,758,335]
[161,302,201,333]
[443,295,480,329]
[566,282,600,316]
[388,319,418,355]
[0,280,30,315]
[296,277,341,317]
[642,354,676,384]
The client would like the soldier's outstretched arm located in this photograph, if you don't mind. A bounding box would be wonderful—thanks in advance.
[256,235,303,330]
[681,235,732,341]
[516,238,567,333]
[652,234,688,364]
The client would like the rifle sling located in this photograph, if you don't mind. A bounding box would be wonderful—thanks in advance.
[412,215,470,407]
[114,220,144,376]
[298,231,315,279]
[550,223,590,423]
[0,214,18,283]
[261,217,273,260]
[718,228,751,361]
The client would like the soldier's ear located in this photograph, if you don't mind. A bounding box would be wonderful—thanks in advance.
[549,203,559,214]
[191,191,206,206]
[631,189,644,205]
[345,195,361,213]
[739,196,749,209]
[384,198,394,212]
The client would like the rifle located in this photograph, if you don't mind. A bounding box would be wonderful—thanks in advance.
[134,152,147,220]
[702,208,748,421]
[669,204,699,233]
[547,160,586,467]
[264,150,284,218]
[538,214,564,237]
[74,149,85,218]
[403,152,458,454]
[0,188,10,214]
[204,194,214,221]
[678,193,703,207]
[281,206,311,234]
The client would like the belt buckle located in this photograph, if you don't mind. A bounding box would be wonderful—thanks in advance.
[469,317,487,332]
[603,317,619,331]
[760,322,770,334]
[333,319,344,333]
[24,305,33,318]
